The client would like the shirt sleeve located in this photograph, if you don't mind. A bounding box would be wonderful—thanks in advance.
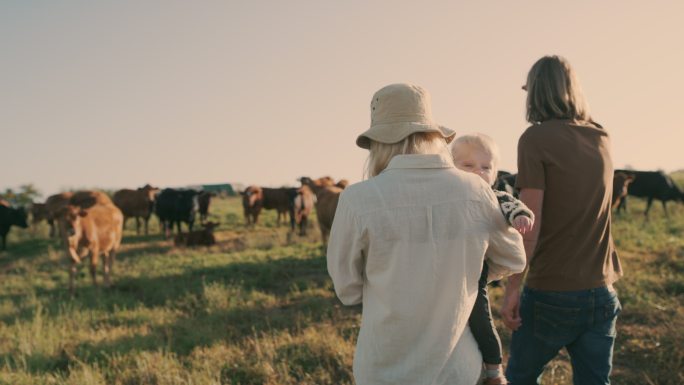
[516,128,546,190]
[326,191,367,305]
[481,185,527,282]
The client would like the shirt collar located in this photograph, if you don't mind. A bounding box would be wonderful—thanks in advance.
[384,153,455,171]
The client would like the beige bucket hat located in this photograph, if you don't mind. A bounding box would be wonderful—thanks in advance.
[356,83,456,149]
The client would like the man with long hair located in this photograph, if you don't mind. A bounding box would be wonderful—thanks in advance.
[502,56,623,385]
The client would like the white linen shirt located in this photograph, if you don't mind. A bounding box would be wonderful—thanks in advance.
[327,153,526,385]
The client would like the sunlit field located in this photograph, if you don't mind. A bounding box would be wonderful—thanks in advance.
[1,176,683,384]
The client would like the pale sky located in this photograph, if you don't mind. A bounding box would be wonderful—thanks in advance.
[2,1,683,197]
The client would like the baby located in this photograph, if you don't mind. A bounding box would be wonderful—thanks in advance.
[451,133,533,385]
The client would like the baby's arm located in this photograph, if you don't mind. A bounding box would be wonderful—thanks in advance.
[494,190,535,234]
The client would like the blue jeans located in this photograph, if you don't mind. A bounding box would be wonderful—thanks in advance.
[506,286,621,385]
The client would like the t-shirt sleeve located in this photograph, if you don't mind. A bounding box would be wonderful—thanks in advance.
[515,128,546,190]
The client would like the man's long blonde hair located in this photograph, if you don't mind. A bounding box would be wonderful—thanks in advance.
[526,55,591,124]
[364,132,453,178]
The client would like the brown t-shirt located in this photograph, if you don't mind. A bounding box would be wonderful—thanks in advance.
[516,119,622,291]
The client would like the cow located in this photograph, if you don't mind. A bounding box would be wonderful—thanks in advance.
[0,204,28,250]
[299,176,343,244]
[113,184,159,235]
[335,179,350,189]
[155,188,198,238]
[30,203,49,225]
[494,171,517,196]
[612,172,635,211]
[57,200,123,293]
[615,170,684,217]
[197,191,214,223]
[45,192,74,237]
[241,186,263,226]
[174,221,219,247]
[264,187,297,228]
[70,190,114,208]
[241,186,297,228]
[293,185,316,236]
[318,176,336,187]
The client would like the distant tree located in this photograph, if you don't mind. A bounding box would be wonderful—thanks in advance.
[18,184,42,205]
[0,184,42,206]
[0,188,16,204]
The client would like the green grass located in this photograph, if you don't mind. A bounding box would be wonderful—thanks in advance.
[1,192,683,384]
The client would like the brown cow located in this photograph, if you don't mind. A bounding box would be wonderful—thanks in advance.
[612,172,636,211]
[113,184,159,235]
[174,221,219,247]
[294,185,316,236]
[318,176,336,187]
[299,176,343,244]
[30,203,49,225]
[241,186,263,226]
[335,179,350,189]
[45,192,74,237]
[70,190,113,208]
[241,186,297,228]
[57,200,123,294]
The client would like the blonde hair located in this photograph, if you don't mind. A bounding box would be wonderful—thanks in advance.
[525,55,591,124]
[450,133,499,174]
[365,132,453,178]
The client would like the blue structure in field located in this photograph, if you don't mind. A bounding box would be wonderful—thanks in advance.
[186,183,244,196]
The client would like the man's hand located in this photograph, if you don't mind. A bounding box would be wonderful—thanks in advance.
[513,216,533,234]
[501,284,522,331]
[502,189,542,331]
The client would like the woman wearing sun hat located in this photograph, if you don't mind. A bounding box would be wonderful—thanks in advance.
[326,83,526,385]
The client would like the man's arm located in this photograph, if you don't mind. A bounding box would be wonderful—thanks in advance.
[501,188,544,330]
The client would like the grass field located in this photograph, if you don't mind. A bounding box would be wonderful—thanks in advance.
[1,187,683,384]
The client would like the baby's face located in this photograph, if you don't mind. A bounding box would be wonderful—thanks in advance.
[454,149,496,185]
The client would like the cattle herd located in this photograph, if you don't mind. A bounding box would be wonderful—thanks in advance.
[0,176,348,292]
[0,171,682,293]
[240,176,348,243]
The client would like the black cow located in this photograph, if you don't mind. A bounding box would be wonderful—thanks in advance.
[494,171,518,196]
[615,170,684,217]
[197,191,214,223]
[155,189,199,238]
[262,187,298,230]
[0,205,29,250]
